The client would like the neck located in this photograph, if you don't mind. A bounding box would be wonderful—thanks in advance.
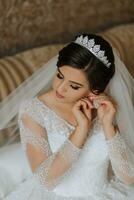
[51,90,76,110]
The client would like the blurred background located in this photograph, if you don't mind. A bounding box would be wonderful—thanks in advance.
[0,0,134,146]
[0,0,134,57]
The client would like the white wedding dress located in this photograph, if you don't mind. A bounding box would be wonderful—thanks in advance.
[4,96,134,200]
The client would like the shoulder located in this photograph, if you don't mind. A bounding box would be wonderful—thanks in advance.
[18,97,45,127]
[37,90,54,106]
[19,97,39,114]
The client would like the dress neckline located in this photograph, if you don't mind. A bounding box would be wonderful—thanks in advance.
[35,96,98,129]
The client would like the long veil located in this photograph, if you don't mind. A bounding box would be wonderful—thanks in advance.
[0,55,58,145]
[107,49,134,154]
[0,48,134,155]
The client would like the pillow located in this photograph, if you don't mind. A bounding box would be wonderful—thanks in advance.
[0,142,32,198]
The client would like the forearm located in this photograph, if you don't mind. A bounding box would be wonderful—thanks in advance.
[102,123,117,140]
[103,123,134,185]
[34,127,88,190]
[69,126,88,149]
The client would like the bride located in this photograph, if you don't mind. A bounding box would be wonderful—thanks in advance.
[3,33,134,199]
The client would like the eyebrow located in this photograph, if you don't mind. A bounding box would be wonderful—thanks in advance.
[57,68,84,87]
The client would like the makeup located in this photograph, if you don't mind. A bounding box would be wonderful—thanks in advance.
[56,91,65,98]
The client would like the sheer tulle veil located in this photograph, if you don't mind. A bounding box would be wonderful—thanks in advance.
[0,39,134,156]
[107,49,134,153]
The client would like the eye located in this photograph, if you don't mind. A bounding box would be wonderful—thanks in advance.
[70,85,80,90]
[56,73,63,79]
[56,73,80,90]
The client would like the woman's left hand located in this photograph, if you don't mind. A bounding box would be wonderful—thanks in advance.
[89,92,118,126]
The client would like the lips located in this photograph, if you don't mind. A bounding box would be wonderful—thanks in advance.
[56,91,64,98]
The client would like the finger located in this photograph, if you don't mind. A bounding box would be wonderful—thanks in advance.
[81,99,93,110]
[80,100,91,119]
[90,95,107,100]
[90,96,110,105]
[73,101,87,117]
[81,98,94,108]
[90,94,118,109]
[75,100,85,110]
[80,99,90,110]
[98,99,115,109]
[74,99,90,111]
[90,94,115,101]
[91,96,117,108]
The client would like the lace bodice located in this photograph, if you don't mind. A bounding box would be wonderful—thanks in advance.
[18,96,134,197]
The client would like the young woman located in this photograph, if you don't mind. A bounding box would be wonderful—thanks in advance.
[4,33,134,200]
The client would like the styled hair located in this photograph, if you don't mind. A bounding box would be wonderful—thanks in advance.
[57,33,115,95]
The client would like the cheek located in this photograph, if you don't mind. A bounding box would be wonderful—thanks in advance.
[71,91,86,101]
[52,77,60,89]
[76,90,90,100]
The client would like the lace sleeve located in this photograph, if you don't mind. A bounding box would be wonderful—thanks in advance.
[106,129,134,185]
[18,101,81,191]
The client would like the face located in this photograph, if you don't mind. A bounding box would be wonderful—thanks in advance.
[52,65,94,106]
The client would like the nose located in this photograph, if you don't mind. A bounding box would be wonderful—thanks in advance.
[57,82,67,94]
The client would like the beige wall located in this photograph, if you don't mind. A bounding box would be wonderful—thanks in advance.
[0,0,134,57]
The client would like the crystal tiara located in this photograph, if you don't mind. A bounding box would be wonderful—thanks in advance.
[74,35,111,68]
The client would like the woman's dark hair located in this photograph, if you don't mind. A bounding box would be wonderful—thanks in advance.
[57,33,115,95]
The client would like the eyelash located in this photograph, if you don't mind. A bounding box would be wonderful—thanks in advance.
[56,73,80,90]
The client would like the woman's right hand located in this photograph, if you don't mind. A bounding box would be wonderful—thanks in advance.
[72,97,94,133]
